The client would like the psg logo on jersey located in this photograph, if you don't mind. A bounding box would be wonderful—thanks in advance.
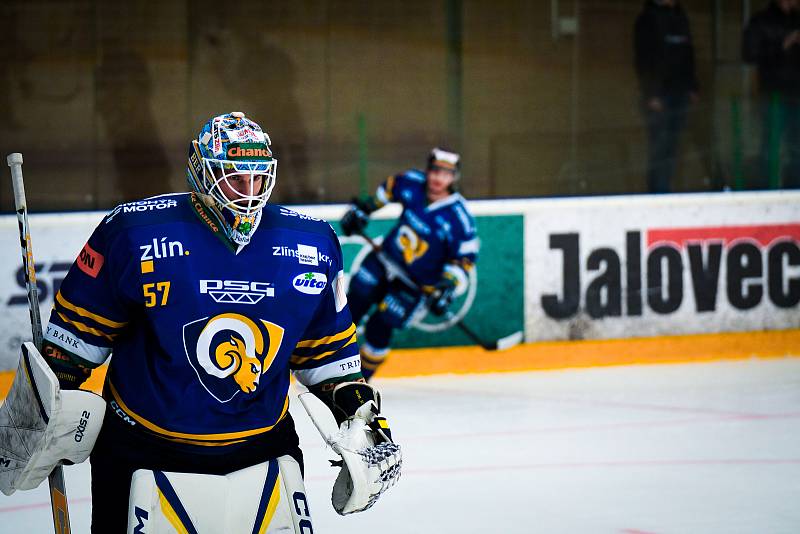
[182,313,285,403]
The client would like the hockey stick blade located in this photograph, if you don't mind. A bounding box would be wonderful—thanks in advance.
[494,330,524,351]
[455,320,523,352]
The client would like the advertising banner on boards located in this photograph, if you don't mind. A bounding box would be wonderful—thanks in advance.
[0,191,796,369]
[0,201,524,370]
[525,192,800,341]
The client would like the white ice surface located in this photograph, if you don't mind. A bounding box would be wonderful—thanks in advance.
[1,358,799,533]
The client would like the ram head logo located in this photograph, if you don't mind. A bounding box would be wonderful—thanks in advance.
[185,313,284,402]
[215,334,261,393]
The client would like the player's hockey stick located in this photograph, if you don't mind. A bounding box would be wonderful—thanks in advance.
[7,153,72,534]
[354,231,523,351]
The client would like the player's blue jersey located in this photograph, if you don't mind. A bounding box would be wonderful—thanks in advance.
[44,192,360,447]
[374,169,479,287]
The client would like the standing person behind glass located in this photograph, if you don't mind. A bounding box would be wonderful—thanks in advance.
[634,0,700,193]
[742,0,800,189]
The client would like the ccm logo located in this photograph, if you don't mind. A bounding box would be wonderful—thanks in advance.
[293,492,313,533]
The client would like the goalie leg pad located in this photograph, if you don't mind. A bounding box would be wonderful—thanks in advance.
[127,455,313,533]
[0,342,106,495]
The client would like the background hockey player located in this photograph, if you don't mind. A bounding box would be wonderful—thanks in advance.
[340,148,480,380]
[0,112,400,532]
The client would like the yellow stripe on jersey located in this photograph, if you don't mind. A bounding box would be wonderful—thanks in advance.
[109,381,289,444]
[295,323,356,349]
[291,334,357,365]
[56,311,117,342]
[56,291,128,329]
[162,436,246,447]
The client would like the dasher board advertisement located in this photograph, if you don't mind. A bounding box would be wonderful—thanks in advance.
[526,191,800,341]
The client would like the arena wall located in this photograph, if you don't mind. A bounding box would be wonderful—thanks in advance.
[0,191,797,374]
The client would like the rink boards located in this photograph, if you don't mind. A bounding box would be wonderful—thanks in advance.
[2,328,799,399]
[0,190,797,373]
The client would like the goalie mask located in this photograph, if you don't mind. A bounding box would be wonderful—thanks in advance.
[187,112,277,245]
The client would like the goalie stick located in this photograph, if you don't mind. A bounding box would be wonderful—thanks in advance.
[355,231,523,351]
[7,153,72,534]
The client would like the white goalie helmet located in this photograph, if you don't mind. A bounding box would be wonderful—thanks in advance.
[186,112,277,240]
[427,147,460,179]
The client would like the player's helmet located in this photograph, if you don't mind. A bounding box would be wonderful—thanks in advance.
[187,112,277,239]
[426,147,460,180]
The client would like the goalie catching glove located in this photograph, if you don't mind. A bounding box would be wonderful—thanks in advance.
[0,342,106,495]
[300,381,402,515]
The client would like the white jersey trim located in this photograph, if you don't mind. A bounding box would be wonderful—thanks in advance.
[458,237,480,255]
[141,192,189,201]
[44,323,111,365]
[293,354,362,386]
[426,193,465,212]
[405,170,426,182]
[376,185,390,206]
[334,270,348,313]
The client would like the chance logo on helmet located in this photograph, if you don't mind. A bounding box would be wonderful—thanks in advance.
[182,313,285,403]
[186,112,278,245]
[227,143,273,160]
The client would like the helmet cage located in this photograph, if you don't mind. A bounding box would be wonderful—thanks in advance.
[189,140,277,218]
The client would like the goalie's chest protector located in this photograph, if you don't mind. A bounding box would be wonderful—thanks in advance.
[99,194,343,442]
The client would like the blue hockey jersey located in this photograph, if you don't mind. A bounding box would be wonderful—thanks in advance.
[374,169,479,287]
[44,192,360,446]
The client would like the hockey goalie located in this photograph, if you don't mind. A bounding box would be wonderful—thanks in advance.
[0,111,401,532]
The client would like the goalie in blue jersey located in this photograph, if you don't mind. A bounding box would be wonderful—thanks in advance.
[0,112,401,532]
[340,148,480,380]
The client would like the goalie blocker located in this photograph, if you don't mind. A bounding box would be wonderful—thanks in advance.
[0,342,105,495]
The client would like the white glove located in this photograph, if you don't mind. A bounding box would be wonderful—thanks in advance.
[299,389,402,515]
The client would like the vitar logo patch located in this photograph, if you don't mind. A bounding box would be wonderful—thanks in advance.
[293,272,327,295]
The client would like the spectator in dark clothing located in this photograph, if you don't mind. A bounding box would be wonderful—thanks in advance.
[634,0,699,193]
[742,0,800,189]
